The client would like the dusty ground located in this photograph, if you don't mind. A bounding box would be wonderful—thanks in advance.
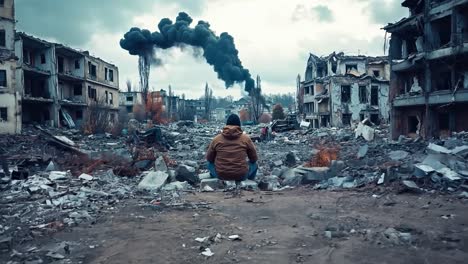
[37,188,468,264]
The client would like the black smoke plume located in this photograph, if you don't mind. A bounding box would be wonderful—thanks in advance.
[120,12,256,94]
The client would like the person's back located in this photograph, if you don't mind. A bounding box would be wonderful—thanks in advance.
[206,114,258,181]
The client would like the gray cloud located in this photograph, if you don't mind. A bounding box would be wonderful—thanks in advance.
[15,0,206,46]
[311,5,334,22]
[292,4,334,23]
[363,0,408,24]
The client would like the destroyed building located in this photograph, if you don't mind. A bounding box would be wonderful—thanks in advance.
[13,32,119,129]
[300,52,390,128]
[0,0,20,134]
[385,0,468,139]
[119,90,143,113]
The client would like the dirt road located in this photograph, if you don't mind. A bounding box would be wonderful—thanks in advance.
[40,188,468,264]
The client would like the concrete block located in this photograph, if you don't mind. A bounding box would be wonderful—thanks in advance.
[138,171,169,191]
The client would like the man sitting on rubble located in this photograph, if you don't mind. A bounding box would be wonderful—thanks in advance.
[206,114,258,192]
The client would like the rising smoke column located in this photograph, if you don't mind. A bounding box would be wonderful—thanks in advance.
[120,12,256,95]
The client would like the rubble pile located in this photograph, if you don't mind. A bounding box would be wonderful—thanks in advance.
[1,121,467,261]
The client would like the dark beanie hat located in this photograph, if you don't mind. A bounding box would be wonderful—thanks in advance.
[226,114,241,127]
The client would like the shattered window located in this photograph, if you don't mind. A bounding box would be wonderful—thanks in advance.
[0,30,5,47]
[73,84,82,96]
[341,85,351,103]
[109,69,114,82]
[371,86,379,106]
[0,107,7,121]
[346,64,357,73]
[342,113,351,126]
[126,96,133,102]
[359,86,367,103]
[0,70,6,87]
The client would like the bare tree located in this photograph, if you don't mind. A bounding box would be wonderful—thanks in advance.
[204,83,213,121]
[250,75,267,124]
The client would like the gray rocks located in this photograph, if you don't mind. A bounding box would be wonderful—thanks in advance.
[49,171,68,181]
[388,150,409,161]
[297,167,331,184]
[176,165,199,185]
[357,144,369,159]
[200,179,219,190]
[402,180,421,192]
[137,171,169,191]
[155,156,168,172]
[281,168,303,186]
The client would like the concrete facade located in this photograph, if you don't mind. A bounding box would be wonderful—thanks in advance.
[301,52,390,128]
[0,0,20,134]
[385,0,468,139]
[14,32,120,129]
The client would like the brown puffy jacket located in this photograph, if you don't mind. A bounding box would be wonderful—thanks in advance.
[206,125,258,181]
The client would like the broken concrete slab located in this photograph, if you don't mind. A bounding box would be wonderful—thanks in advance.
[281,168,303,186]
[436,167,462,181]
[298,167,331,184]
[137,171,169,191]
[155,156,168,172]
[402,180,421,192]
[357,144,369,159]
[49,171,68,181]
[427,143,451,154]
[45,161,57,172]
[200,179,219,190]
[355,123,375,141]
[451,145,468,158]
[389,150,409,161]
[162,181,190,191]
[198,172,212,180]
[414,164,435,177]
[78,173,94,181]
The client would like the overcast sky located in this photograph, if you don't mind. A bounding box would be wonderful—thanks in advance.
[16,0,407,99]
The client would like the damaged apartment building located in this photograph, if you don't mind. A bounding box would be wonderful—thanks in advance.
[0,0,20,134]
[14,32,119,129]
[385,0,468,139]
[300,52,390,128]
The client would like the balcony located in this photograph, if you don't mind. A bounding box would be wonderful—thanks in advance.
[58,71,84,82]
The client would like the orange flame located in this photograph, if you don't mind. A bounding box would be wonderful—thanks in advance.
[305,146,339,167]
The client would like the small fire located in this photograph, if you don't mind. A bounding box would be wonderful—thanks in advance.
[305,146,339,167]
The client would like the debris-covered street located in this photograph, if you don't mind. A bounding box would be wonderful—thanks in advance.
[2,0,468,263]
[1,122,468,263]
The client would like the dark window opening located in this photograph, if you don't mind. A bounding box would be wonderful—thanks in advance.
[109,92,113,105]
[58,56,64,73]
[0,70,6,87]
[91,65,96,77]
[360,114,365,121]
[23,49,33,65]
[342,114,352,126]
[433,69,452,91]
[371,86,379,106]
[126,106,132,112]
[341,85,351,103]
[0,30,5,47]
[373,70,380,77]
[88,86,96,100]
[73,84,82,96]
[370,114,380,125]
[0,107,7,121]
[408,116,419,133]
[105,68,108,80]
[126,96,133,102]
[305,86,310,95]
[438,113,449,130]
[346,64,358,73]
[0,0,4,7]
[109,69,114,82]
[40,53,46,64]
[75,60,80,69]
[432,15,452,48]
[321,116,329,127]
[359,85,367,103]
[317,66,324,78]
[76,110,83,119]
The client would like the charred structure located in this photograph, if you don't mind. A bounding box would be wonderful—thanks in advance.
[385,0,468,139]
